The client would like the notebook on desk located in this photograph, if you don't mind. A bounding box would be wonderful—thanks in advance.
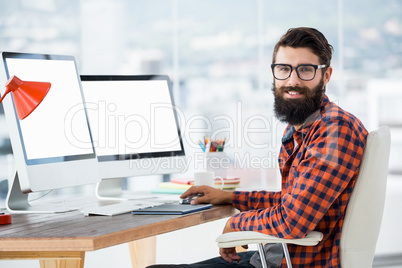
[131,203,213,215]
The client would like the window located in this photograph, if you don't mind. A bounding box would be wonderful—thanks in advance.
[0,0,401,190]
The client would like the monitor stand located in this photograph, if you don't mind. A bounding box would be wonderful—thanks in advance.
[95,178,155,201]
[6,172,77,214]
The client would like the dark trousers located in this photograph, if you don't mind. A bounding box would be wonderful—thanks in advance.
[146,251,256,268]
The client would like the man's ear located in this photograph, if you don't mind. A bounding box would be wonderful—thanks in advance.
[323,66,333,87]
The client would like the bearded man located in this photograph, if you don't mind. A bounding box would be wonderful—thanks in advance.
[148,27,368,268]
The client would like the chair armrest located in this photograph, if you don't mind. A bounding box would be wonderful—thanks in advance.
[216,231,323,248]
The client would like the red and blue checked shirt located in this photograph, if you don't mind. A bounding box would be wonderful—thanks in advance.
[230,95,368,267]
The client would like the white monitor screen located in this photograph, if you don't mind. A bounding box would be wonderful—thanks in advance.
[3,53,95,164]
[80,75,184,162]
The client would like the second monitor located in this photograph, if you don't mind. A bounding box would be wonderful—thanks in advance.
[80,75,186,200]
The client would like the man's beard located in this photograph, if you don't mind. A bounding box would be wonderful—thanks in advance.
[272,79,324,126]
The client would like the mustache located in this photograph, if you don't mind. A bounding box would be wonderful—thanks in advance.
[278,86,308,94]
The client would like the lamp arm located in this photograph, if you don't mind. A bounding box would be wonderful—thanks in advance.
[0,87,12,104]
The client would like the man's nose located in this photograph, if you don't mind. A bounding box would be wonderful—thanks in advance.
[287,69,301,87]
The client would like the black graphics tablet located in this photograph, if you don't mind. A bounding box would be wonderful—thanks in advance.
[131,203,212,215]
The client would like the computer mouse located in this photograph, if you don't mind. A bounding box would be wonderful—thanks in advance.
[179,195,199,205]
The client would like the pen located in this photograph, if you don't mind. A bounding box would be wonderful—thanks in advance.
[198,141,206,152]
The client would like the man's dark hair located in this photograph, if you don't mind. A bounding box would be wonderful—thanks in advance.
[272,27,333,67]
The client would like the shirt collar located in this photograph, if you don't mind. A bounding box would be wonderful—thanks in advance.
[282,125,296,143]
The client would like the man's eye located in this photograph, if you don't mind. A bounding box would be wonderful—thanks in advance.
[278,66,290,72]
[299,66,314,72]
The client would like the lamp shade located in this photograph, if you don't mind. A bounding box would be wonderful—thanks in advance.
[0,75,51,120]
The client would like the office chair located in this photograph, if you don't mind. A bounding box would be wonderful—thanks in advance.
[216,126,391,268]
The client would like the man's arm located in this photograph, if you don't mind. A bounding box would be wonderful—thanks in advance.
[180,185,281,209]
[232,190,282,211]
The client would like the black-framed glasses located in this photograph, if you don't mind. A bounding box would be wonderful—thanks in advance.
[271,64,327,81]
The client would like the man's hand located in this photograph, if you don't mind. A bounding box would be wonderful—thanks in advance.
[180,185,232,205]
[219,219,248,263]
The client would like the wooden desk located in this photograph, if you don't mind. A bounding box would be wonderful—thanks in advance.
[0,205,235,268]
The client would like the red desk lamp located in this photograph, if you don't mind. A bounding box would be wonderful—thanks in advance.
[0,75,51,120]
[0,75,50,224]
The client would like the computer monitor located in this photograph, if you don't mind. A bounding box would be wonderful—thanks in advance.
[80,75,186,200]
[0,52,100,213]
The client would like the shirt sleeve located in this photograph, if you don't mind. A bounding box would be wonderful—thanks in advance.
[232,190,282,211]
[229,120,366,239]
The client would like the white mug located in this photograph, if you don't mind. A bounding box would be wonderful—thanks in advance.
[194,171,224,189]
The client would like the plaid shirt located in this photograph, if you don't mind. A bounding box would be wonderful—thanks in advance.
[230,95,368,267]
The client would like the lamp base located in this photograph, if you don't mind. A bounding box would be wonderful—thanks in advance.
[0,212,12,224]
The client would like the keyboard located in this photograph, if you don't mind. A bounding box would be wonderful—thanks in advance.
[81,200,174,216]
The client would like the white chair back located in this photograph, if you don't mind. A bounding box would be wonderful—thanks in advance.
[340,127,391,267]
